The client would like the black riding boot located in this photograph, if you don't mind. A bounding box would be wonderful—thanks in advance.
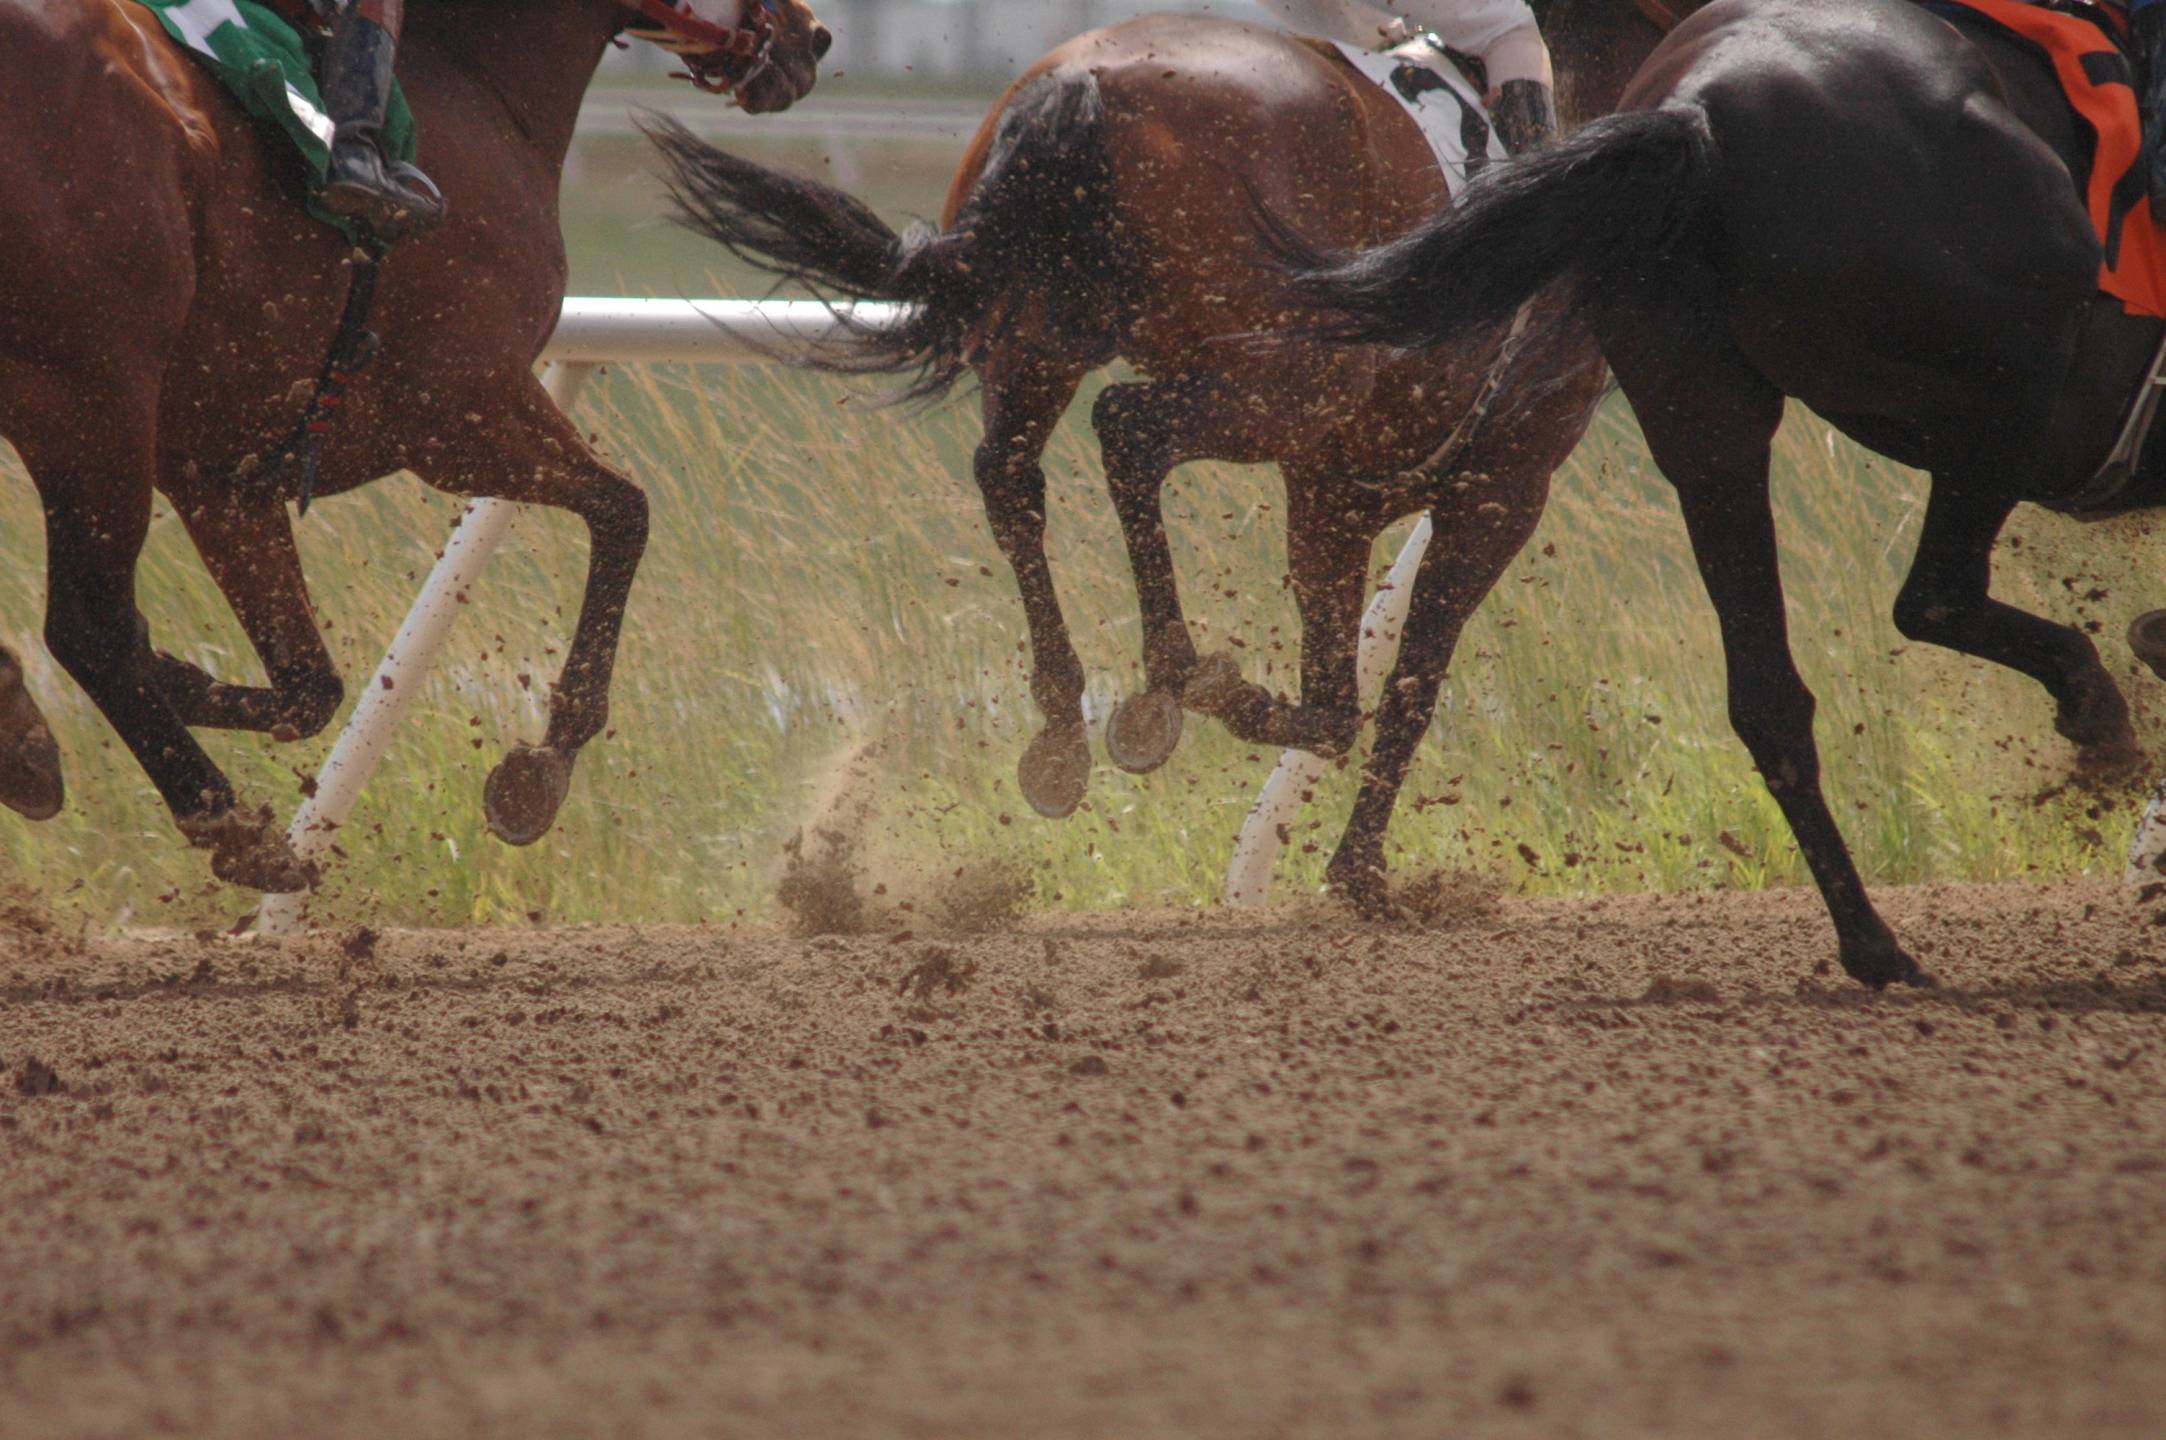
[2139,3,2166,221]
[1491,78,1558,154]
[318,9,443,242]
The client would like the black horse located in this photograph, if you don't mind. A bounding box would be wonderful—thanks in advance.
[1278,0,2165,987]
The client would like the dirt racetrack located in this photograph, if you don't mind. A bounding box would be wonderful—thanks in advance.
[3,879,2164,1438]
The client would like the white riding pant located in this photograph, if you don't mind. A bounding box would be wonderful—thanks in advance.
[1251,0,1554,92]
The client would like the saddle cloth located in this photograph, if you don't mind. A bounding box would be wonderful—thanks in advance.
[1929,0,2166,317]
[132,0,419,241]
[1331,35,1505,198]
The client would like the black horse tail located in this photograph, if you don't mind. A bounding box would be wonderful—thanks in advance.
[1268,105,1719,348]
[645,70,1119,401]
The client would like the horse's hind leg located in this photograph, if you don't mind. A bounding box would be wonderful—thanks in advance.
[975,354,1091,819]
[413,371,649,846]
[1892,479,2136,774]
[1614,332,1924,989]
[0,643,62,820]
[152,490,344,739]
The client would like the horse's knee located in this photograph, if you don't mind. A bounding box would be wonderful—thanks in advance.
[43,586,139,682]
[284,671,345,739]
[1308,705,1364,758]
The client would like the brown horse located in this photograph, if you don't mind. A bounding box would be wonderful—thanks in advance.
[0,0,828,888]
[650,0,1684,909]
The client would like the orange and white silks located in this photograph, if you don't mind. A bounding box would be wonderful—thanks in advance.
[1933,0,2166,317]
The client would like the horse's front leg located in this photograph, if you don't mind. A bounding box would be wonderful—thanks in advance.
[158,488,346,740]
[0,642,62,821]
[1091,376,1287,775]
[1181,467,1378,761]
[1894,479,2136,776]
[415,371,649,845]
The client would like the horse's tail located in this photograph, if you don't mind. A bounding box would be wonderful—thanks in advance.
[1265,105,1718,348]
[645,70,1118,400]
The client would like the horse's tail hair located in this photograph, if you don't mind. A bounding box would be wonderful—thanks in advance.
[644,70,1118,401]
[1260,105,1719,349]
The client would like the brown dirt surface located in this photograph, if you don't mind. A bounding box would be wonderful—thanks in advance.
[3,880,2165,1438]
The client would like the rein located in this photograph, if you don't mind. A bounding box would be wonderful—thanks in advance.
[281,245,386,514]
[617,0,781,96]
[1632,0,1684,31]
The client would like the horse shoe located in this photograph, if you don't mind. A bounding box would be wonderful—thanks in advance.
[2129,610,2166,683]
[1104,689,1184,775]
[1017,723,1091,820]
[484,744,578,847]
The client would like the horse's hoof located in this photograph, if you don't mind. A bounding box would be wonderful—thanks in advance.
[180,807,316,894]
[2130,611,2166,683]
[2074,733,2144,783]
[1839,934,1933,991]
[1018,725,1090,820]
[485,744,576,846]
[0,659,61,821]
[1,721,62,822]
[1105,690,1183,774]
[1181,652,1248,717]
[1326,856,1398,922]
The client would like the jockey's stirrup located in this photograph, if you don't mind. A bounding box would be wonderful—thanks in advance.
[2141,2,2166,222]
[318,10,444,242]
[1491,79,1558,154]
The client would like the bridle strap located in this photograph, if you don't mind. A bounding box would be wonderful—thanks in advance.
[616,0,780,93]
[1633,0,1686,32]
[621,0,764,54]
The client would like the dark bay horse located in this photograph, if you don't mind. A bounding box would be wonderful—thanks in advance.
[0,0,828,889]
[1280,0,2166,986]
[649,0,1675,908]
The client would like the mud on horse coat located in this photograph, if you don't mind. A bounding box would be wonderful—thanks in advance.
[0,0,829,890]
[1283,0,2166,986]
[648,0,1681,914]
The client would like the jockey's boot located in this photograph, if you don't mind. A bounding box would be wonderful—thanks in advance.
[1491,78,1558,154]
[318,8,444,242]
[2140,1,2166,221]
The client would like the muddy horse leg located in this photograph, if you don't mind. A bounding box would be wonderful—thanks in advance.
[1893,480,2136,773]
[1092,380,1203,773]
[1620,337,1925,988]
[1325,474,1552,915]
[1092,377,1302,770]
[30,445,309,889]
[976,355,1091,818]
[416,372,649,846]
[152,491,345,740]
[0,642,62,820]
[1179,464,1379,757]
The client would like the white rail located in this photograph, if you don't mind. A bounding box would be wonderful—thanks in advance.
[252,297,1433,932]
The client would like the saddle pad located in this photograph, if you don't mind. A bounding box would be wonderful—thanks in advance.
[1331,35,1505,198]
[133,0,418,240]
[1929,0,2166,317]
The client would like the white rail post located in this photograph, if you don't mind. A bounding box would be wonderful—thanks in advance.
[256,360,595,934]
[1222,515,1435,907]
